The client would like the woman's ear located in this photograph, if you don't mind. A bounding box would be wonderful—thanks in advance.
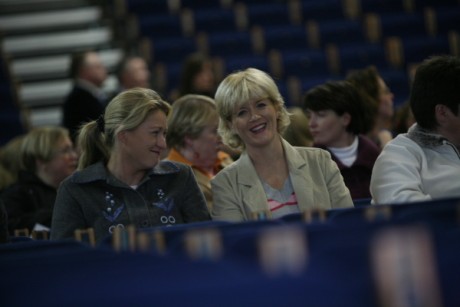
[117,130,127,145]
[341,112,352,127]
[184,135,194,147]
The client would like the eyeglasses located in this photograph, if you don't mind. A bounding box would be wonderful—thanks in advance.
[53,146,76,157]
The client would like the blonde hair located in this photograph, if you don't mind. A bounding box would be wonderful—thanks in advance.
[77,87,171,170]
[21,126,69,172]
[214,68,290,149]
[0,134,26,189]
[167,94,218,149]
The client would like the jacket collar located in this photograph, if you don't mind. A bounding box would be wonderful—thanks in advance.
[407,123,447,148]
[71,161,180,186]
[235,138,313,213]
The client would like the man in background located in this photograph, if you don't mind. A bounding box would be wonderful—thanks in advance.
[62,50,108,141]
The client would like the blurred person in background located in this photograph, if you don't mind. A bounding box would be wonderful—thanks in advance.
[177,52,217,99]
[282,107,313,147]
[347,65,394,149]
[166,94,233,211]
[1,126,77,234]
[0,134,26,192]
[63,50,108,141]
[116,55,151,91]
[392,100,415,135]
[303,80,380,200]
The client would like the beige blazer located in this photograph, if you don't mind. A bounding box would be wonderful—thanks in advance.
[211,139,353,221]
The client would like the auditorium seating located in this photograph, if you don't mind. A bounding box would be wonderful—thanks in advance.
[2,197,460,306]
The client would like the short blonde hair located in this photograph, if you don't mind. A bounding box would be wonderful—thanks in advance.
[78,87,171,169]
[167,94,218,149]
[21,126,70,172]
[214,68,290,149]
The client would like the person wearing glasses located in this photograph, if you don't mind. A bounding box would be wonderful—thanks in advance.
[1,126,77,234]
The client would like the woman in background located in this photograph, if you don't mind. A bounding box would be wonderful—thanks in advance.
[303,80,380,200]
[166,94,233,211]
[178,53,217,98]
[1,126,77,233]
[346,65,394,149]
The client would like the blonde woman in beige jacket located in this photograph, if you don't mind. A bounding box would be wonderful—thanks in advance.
[211,68,353,222]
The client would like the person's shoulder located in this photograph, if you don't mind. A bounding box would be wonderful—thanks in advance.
[66,162,106,184]
[292,146,332,160]
[153,160,189,175]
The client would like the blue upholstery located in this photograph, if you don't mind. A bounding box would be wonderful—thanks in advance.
[194,8,238,34]
[207,31,254,57]
[264,25,308,51]
[224,54,269,74]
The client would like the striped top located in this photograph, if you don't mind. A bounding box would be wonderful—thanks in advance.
[262,176,300,219]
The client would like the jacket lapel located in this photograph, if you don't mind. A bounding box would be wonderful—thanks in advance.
[282,139,314,211]
[236,153,269,216]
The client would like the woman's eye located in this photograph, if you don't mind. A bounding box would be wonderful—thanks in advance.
[256,102,267,108]
[236,110,247,117]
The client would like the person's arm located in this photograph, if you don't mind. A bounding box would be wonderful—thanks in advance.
[211,171,245,222]
[370,140,430,204]
[320,150,354,208]
[50,181,87,240]
[179,166,211,222]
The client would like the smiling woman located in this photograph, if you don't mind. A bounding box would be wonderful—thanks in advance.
[211,68,353,222]
[50,88,210,243]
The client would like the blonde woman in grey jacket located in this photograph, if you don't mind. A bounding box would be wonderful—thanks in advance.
[51,88,210,243]
[211,68,353,222]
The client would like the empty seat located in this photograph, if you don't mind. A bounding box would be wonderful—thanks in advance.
[124,0,171,16]
[433,6,460,33]
[264,24,308,51]
[338,42,388,73]
[401,34,451,65]
[359,0,408,14]
[315,19,366,47]
[379,11,427,39]
[224,54,269,74]
[194,8,238,34]
[246,2,291,27]
[138,14,183,39]
[281,49,331,78]
[300,0,345,21]
[207,31,255,57]
[149,36,197,63]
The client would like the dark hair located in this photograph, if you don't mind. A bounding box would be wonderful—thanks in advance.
[410,55,460,130]
[179,53,214,97]
[303,80,374,135]
[69,51,90,79]
[115,55,145,83]
[346,65,380,101]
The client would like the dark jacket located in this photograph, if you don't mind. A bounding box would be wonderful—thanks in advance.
[317,135,380,200]
[62,84,106,141]
[51,161,210,243]
[1,171,56,234]
[0,200,8,243]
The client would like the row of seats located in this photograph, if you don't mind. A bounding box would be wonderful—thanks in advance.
[121,0,460,107]
[2,197,460,306]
